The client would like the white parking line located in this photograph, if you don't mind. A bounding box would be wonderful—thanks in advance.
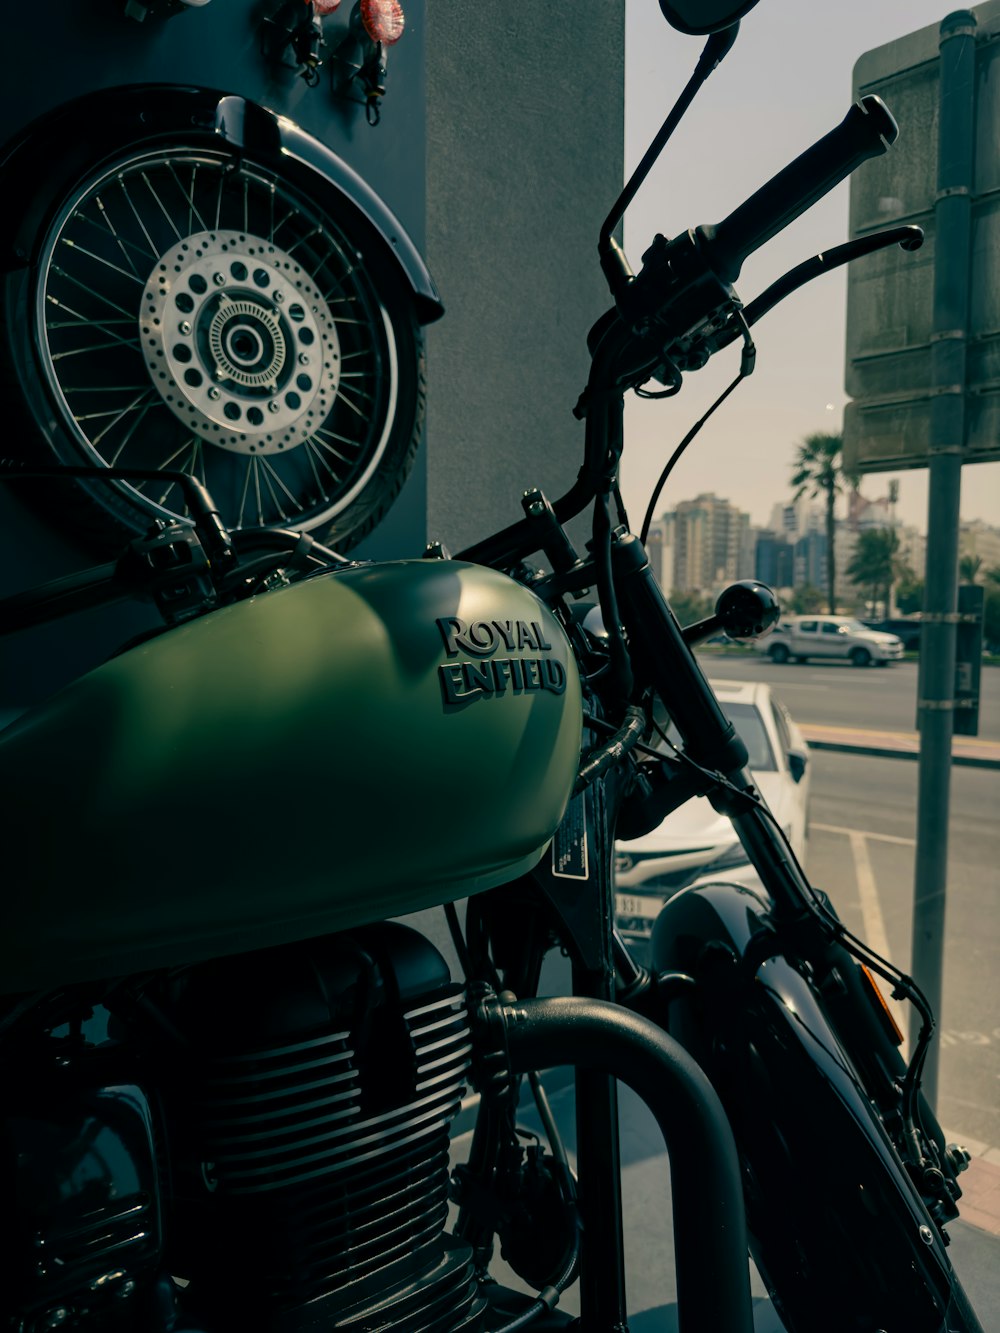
[812,821,915,847]
[848,830,894,966]
[812,821,910,1053]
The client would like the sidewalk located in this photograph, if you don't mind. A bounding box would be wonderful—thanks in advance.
[801,721,1000,768]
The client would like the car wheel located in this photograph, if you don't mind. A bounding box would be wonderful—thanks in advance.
[0,143,424,553]
[769,642,790,664]
[850,647,872,667]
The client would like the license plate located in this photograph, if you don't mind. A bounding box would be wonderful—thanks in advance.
[615,893,663,922]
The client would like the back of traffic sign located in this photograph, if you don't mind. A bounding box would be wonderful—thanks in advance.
[844,0,1000,473]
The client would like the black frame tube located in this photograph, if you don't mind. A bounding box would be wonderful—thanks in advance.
[500,995,753,1333]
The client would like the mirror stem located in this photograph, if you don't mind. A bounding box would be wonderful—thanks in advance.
[599,23,740,299]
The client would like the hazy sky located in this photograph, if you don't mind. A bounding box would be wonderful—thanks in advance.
[621,0,1000,534]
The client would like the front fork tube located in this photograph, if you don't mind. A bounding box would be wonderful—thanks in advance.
[611,534,926,1136]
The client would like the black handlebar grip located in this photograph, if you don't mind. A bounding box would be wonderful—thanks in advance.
[697,95,899,284]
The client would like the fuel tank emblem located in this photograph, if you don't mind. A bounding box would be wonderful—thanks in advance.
[437,617,553,657]
[436,616,566,705]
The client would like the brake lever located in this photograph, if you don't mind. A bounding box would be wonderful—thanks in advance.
[690,224,924,363]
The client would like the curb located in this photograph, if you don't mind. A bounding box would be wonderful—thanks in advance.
[800,725,1000,770]
[803,737,1000,769]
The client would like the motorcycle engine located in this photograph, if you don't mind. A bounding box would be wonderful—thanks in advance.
[1,923,487,1333]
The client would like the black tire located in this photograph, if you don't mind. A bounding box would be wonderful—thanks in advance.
[769,642,790,664]
[850,647,872,667]
[0,142,424,554]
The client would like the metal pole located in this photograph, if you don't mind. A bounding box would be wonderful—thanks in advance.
[572,779,630,1331]
[910,9,976,1106]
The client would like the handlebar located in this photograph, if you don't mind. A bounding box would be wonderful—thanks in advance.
[698,95,899,284]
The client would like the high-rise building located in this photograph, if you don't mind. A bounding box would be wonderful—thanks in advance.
[795,531,829,593]
[668,493,752,594]
[755,531,796,589]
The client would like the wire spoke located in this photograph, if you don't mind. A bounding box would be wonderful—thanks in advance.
[338,372,375,391]
[49,265,137,321]
[236,455,254,529]
[65,385,150,395]
[303,438,335,495]
[108,399,156,464]
[52,337,142,361]
[154,476,181,506]
[259,454,305,511]
[87,388,157,444]
[46,315,135,326]
[167,162,207,234]
[335,384,374,419]
[117,175,160,259]
[141,171,183,243]
[284,226,325,257]
[91,197,143,276]
[45,299,144,357]
[310,434,352,466]
[257,457,290,522]
[157,434,201,472]
[252,455,264,526]
[59,237,145,285]
[271,204,301,240]
[314,424,362,450]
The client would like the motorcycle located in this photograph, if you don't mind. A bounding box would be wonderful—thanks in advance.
[0,1,986,1330]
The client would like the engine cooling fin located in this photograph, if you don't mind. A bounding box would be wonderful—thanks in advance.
[147,923,486,1332]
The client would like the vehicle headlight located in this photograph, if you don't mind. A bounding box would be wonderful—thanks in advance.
[701,841,751,875]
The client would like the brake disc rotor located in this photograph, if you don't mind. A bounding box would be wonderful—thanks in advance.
[140,230,341,456]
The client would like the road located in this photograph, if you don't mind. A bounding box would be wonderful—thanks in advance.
[697,652,1000,741]
[700,651,1000,1154]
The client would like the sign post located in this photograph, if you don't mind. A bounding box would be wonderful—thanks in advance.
[844,4,1000,1107]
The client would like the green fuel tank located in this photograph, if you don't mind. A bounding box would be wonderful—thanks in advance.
[0,560,582,994]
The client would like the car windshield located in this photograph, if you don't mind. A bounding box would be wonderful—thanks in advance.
[841,619,869,633]
[656,700,777,771]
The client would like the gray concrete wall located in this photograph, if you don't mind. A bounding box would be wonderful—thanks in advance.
[404,6,624,974]
[423,4,626,554]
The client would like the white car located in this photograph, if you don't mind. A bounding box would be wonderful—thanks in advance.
[614,680,810,951]
[757,615,904,666]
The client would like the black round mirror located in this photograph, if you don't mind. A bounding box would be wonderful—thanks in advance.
[659,0,761,36]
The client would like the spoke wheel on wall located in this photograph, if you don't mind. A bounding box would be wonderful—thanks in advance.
[2,146,424,551]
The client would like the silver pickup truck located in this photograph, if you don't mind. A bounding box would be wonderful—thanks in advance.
[759,615,904,666]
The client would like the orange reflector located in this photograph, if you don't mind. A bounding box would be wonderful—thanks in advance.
[861,965,905,1046]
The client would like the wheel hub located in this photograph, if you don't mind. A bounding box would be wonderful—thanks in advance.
[140,230,341,456]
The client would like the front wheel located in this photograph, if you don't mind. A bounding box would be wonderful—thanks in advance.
[0,143,425,552]
[850,647,872,667]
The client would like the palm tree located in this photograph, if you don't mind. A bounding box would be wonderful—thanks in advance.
[959,553,982,584]
[847,528,900,616]
[791,432,851,614]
